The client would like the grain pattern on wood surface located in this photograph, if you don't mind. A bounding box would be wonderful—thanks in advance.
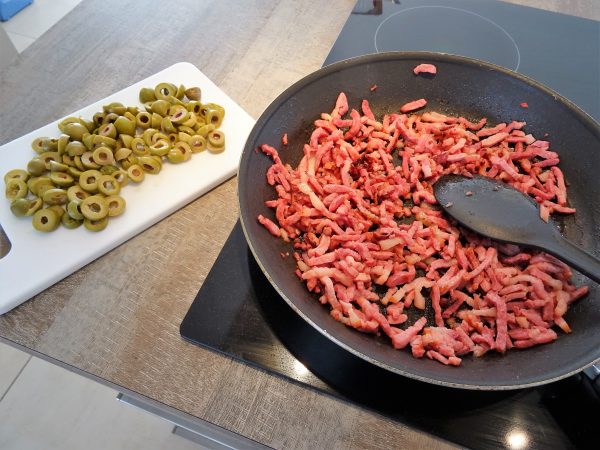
[0,0,597,449]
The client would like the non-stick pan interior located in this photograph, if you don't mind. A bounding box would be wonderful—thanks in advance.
[238,52,600,389]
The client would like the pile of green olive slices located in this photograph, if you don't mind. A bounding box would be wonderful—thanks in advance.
[3,82,226,232]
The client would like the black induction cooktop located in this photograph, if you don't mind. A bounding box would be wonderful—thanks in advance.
[181,2,600,449]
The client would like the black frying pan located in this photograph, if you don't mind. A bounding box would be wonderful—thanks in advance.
[237,52,600,390]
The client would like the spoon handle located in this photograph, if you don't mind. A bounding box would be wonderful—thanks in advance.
[543,234,600,284]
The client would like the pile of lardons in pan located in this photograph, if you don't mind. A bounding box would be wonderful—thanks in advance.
[257,64,587,366]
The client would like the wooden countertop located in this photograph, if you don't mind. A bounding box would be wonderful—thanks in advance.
[0,1,597,448]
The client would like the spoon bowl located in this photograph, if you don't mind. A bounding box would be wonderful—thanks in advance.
[434,174,600,283]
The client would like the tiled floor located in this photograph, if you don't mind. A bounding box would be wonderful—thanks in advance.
[0,0,82,52]
[1,4,209,448]
[0,342,209,450]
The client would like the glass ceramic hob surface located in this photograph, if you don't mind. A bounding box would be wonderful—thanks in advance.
[181,2,600,449]
[325,0,600,122]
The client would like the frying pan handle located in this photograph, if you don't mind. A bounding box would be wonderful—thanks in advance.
[544,234,600,284]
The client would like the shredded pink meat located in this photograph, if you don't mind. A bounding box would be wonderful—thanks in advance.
[413,64,437,76]
[257,92,586,366]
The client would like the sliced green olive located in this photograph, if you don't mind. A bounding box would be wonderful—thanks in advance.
[82,133,94,150]
[97,175,120,196]
[48,160,69,172]
[42,188,68,205]
[139,156,162,174]
[39,152,61,170]
[4,169,30,184]
[130,137,148,156]
[100,165,119,176]
[139,87,156,103]
[185,87,201,101]
[67,185,89,203]
[102,112,119,125]
[142,128,158,146]
[81,152,101,169]
[92,134,117,149]
[114,116,136,136]
[66,141,86,157]
[175,84,186,100]
[103,102,127,115]
[31,137,50,154]
[5,179,28,200]
[73,156,85,171]
[49,171,74,187]
[181,112,197,128]
[207,130,225,153]
[98,123,117,139]
[93,112,106,127]
[166,95,185,106]
[186,102,202,117]
[63,122,88,141]
[154,82,177,101]
[180,125,198,135]
[92,147,115,166]
[67,166,83,178]
[105,195,126,217]
[67,201,84,220]
[118,134,134,149]
[188,135,207,153]
[79,169,101,192]
[150,99,170,116]
[197,124,215,137]
[36,183,56,199]
[62,154,75,167]
[167,148,185,164]
[57,134,70,154]
[45,138,59,151]
[10,198,31,217]
[168,105,189,124]
[84,216,108,232]
[178,132,192,143]
[58,116,87,133]
[150,132,169,145]
[61,213,82,229]
[113,147,131,162]
[127,164,145,182]
[151,112,163,129]
[81,118,95,133]
[112,171,127,187]
[27,158,47,176]
[25,197,43,216]
[161,116,177,134]
[148,139,170,157]
[32,208,60,232]
[28,176,52,196]
[80,195,108,220]
[205,108,225,128]
[167,142,192,164]
[120,155,139,170]
[136,112,152,129]
[48,205,65,219]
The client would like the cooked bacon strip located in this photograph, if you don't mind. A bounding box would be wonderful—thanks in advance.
[258,214,280,237]
[400,99,427,113]
[413,63,437,75]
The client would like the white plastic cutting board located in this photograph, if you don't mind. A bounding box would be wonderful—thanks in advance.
[0,62,255,314]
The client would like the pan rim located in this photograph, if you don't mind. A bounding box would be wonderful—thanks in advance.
[237,51,600,390]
